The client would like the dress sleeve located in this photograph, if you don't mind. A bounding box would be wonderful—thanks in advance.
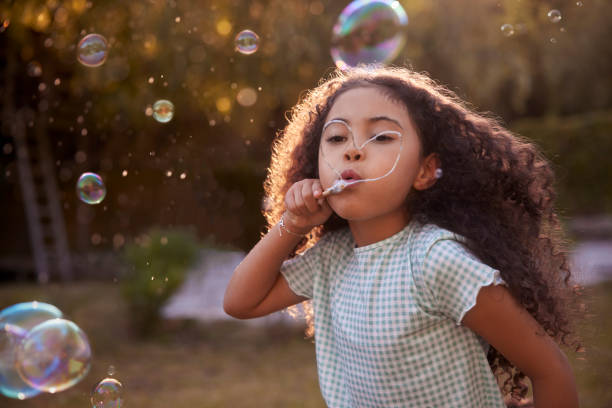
[280,235,329,299]
[420,237,507,326]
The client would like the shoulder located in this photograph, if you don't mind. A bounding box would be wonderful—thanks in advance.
[409,221,468,258]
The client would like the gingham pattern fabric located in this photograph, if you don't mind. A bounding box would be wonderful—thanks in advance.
[281,219,508,408]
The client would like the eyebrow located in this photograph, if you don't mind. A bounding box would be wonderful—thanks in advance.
[329,116,404,130]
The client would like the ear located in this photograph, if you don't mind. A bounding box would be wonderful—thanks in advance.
[413,153,441,191]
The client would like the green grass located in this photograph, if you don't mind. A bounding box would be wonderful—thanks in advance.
[0,280,611,407]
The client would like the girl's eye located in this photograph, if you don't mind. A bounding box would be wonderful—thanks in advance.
[373,133,396,142]
[326,135,346,143]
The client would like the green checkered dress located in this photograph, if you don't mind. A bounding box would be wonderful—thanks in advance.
[281,219,508,407]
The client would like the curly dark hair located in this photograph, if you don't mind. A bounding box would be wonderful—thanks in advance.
[263,66,584,403]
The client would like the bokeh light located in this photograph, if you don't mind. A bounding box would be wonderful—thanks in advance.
[76,172,106,205]
[236,87,258,107]
[77,34,109,67]
[91,377,123,408]
[330,0,408,69]
[16,318,91,394]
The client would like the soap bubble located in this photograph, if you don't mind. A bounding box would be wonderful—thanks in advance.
[16,318,91,394]
[330,0,408,69]
[77,34,109,67]
[547,9,562,23]
[152,99,174,123]
[91,377,123,408]
[0,302,63,399]
[77,172,106,205]
[234,30,260,55]
[500,23,514,37]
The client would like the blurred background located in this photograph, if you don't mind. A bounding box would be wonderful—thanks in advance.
[0,0,611,407]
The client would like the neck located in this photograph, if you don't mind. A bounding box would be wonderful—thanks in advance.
[348,210,411,248]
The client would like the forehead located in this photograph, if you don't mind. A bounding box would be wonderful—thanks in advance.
[325,86,411,128]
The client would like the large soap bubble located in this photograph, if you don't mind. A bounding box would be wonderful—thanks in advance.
[331,0,408,69]
[77,172,106,205]
[77,34,109,67]
[16,318,92,394]
[0,302,63,400]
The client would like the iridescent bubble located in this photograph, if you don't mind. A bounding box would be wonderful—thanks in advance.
[77,172,106,205]
[0,302,63,400]
[331,0,408,69]
[77,34,109,67]
[16,319,91,394]
[152,99,174,123]
[500,23,514,37]
[547,9,562,23]
[91,377,123,408]
[234,30,260,55]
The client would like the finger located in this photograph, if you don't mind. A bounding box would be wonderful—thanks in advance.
[293,187,306,216]
[302,181,319,213]
[285,189,296,214]
[313,180,322,198]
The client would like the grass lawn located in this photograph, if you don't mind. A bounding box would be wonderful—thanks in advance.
[0,280,610,407]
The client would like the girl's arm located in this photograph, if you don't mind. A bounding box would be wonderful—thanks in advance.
[461,284,579,408]
[223,179,332,319]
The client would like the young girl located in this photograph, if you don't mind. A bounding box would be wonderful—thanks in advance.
[223,66,583,407]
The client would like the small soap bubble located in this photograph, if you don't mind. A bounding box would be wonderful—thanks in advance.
[500,23,514,37]
[77,172,106,205]
[152,99,174,123]
[107,365,116,376]
[77,34,109,67]
[547,9,562,23]
[331,0,408,69]
[180,172,187,179]
[91,377,123,408]
[576,1,583,6]
[234,30,260,55]
[148,76,154,84]
[16,319,91,394]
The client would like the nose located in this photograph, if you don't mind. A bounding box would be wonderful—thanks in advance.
[344,146,364,161]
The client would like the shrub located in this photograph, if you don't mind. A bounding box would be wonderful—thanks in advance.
[120,227,200,336]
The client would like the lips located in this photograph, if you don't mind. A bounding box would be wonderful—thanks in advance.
[341,169,361,181]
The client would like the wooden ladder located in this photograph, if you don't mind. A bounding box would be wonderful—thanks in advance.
[9,108,73,283]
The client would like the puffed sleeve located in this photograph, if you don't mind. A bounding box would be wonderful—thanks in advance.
[280,234,330,299]
[420,237,507,326]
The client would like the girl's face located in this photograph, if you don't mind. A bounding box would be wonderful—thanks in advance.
[318,86,434,222]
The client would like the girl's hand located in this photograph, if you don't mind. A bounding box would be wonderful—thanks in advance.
[283,179,333,234]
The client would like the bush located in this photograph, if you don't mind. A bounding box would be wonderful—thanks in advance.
[120,227,200,336]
